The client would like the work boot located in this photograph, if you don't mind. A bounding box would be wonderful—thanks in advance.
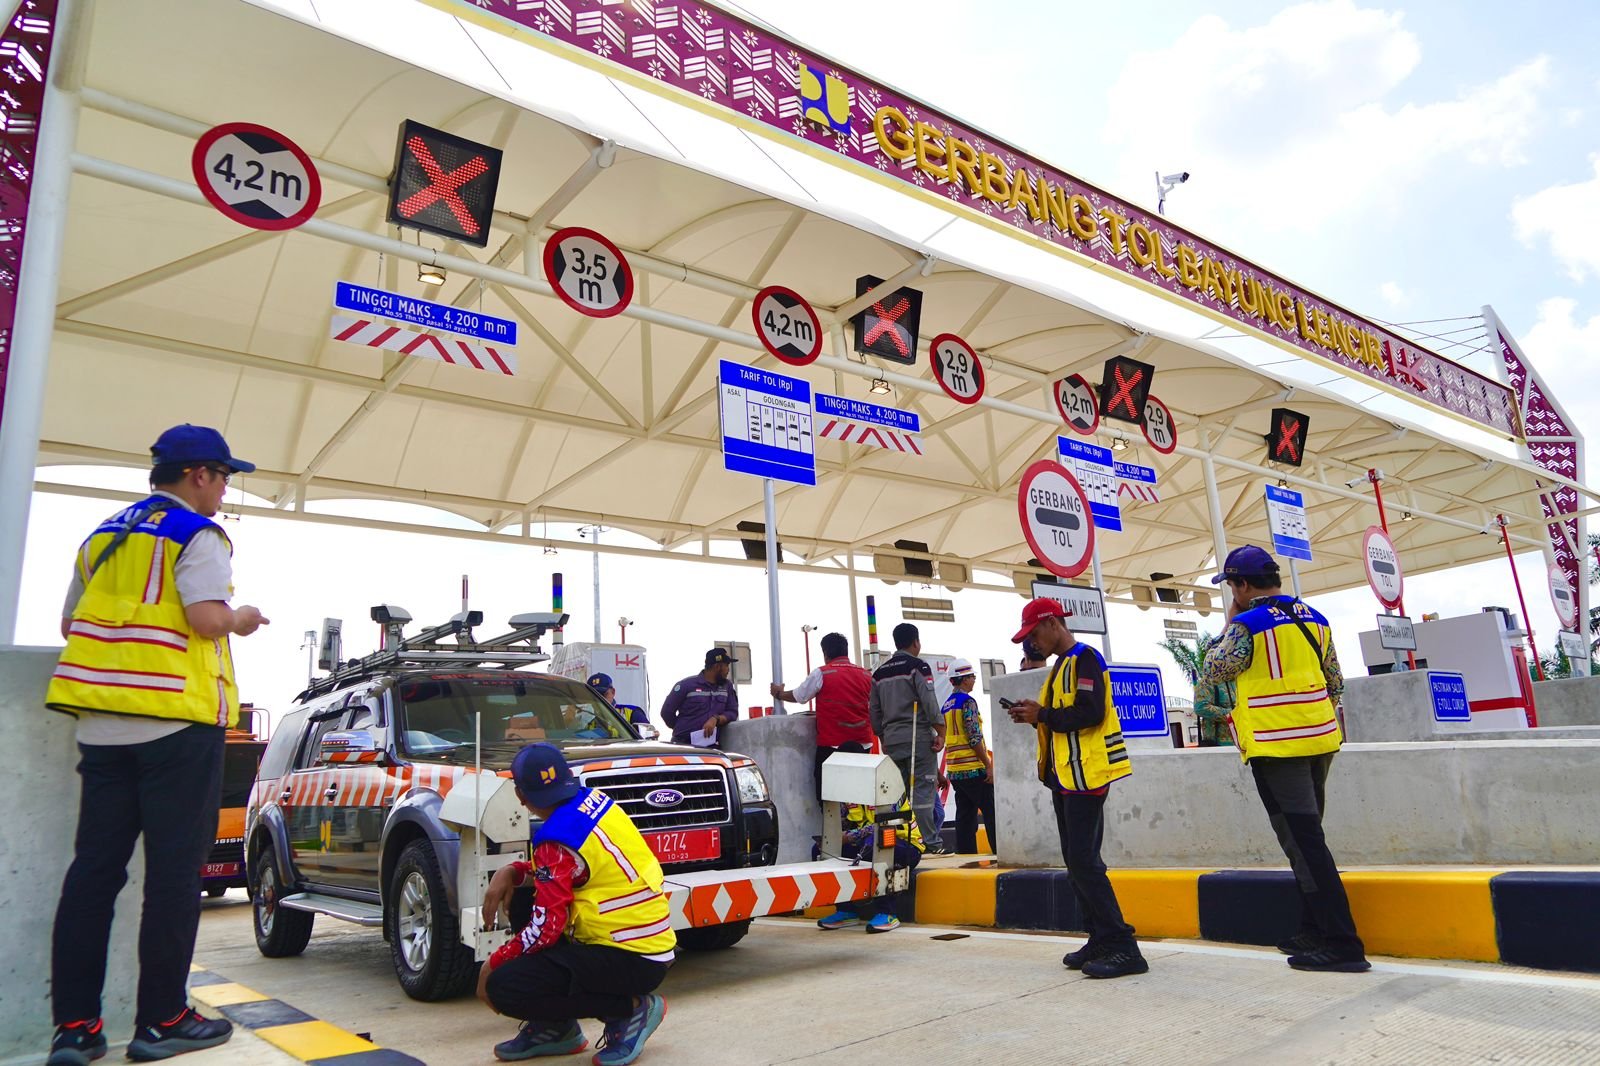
[592,995,666,1066]
[494,1019,588,1061]
[1277,932,1322,956]
[47,1018,106,1066]
[1081,950,1149,979]
[1288,948,1371,973]
[126,1008,232,1061]
[1061,943,1098,970]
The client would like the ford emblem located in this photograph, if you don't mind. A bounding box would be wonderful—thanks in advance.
[644,788,684,808]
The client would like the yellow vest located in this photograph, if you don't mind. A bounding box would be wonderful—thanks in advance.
[1035,645,1131,792]
[942,693,985,776]
[47,496,239,728]
[536,788,677,960]
[1231,597,1342,762]
[845,798,926,853]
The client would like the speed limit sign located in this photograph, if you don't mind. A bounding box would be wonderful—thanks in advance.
[751,286,822,365]
[1017,460,1095,579]
[930,333,984,404]
[1053,374,1099,435]
[1363,525,1404,609]
[1142,394,1177,454]
[543,226,633,318]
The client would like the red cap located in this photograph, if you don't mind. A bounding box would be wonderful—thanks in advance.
[1011,597,1070,643]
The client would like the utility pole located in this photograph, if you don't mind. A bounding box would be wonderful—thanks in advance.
[579,525,607,643]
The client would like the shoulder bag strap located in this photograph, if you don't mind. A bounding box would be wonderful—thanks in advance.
[86,499,176,582]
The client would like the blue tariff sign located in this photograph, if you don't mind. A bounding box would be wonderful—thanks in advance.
[1109,663,1169,738]
[718,360,815,486]
[1429,672,1470,723]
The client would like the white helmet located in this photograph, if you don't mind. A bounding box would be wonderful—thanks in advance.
[949,657,976,679]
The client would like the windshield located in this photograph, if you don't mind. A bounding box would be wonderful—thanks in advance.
[396,675,635,760]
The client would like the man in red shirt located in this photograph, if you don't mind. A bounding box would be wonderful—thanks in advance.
[770,632,875,803]
[478,744,673,1064]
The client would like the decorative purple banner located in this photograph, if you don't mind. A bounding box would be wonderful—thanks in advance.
[459,0,1520,437]
[1496,327,1582,611]
[0,0,60,425]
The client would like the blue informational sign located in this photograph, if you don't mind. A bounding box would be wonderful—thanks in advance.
[1058,436,1121,532]
[1114,460,1156,485]
[1108,663,1169,738]
[1429,671,1470,723]
[815,393,920,433]
[334,281,518,344]
[1264,484,1313,562]
[718,360,815,486]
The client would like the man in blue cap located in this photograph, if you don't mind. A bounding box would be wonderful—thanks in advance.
[45,425,268,1064]
[1200,545,1368,973]
[587,672,652,735]
[478,743,672,1064]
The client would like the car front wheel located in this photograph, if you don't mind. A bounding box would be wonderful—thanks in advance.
[387,838,479,1001]
[252,849,313,957]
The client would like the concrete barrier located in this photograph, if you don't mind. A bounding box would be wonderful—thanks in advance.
[1531,674,1600,727]
[720,714,821,866]
[0,646,143,1060]
[986,669,1600,867]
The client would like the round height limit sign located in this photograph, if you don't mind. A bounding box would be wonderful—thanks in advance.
[192,122,321,230]
[543,226,634,318]
[751,285,822,365]
[1018,460,1095,579]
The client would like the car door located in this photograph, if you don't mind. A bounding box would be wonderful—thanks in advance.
[319,694,391,893]
[286,694,354,888]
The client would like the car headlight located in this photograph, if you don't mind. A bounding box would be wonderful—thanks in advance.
[734,764,769,804]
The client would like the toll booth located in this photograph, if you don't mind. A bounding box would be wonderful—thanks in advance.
[1358,609,1535,731]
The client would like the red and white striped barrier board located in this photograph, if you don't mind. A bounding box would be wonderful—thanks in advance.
[329,315,517,375]
[664,862,876,929]
[1118,482,1160,505]
[818,418,922,455]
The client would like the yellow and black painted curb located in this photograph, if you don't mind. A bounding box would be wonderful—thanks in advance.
[187,964,425,1065]
[821,866,1600,972]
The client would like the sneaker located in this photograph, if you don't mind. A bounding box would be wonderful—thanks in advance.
[816,911,861,930]
[126,1008,232,1061]
[495,1019,588,1061]
[592,994,666,1066]
[1288,949,1371,973]
[924,846,953,856]
[1081,950,1149,979]
[47,1018,106,1066]
[1061,944,1097,970]
[1277,932,1322,956]
[865,913,900,933]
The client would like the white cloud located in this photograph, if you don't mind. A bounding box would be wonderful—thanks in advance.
[1512,157,1600,282]
[1379,281,1408,308]
[1104,1,1550,239]
[1520,297,1600,446]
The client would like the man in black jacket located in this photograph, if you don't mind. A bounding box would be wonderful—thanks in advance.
[869,623,948,854]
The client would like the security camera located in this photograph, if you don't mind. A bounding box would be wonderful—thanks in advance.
[1344,476,1368,489]
[1161,172,1190,185]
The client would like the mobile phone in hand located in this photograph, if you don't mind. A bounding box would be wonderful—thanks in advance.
[999,697,1017,709]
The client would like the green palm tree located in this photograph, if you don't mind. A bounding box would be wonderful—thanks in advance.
[1158,632,1220,685]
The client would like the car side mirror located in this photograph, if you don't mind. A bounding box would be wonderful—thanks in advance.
[635,723,660,741]
[320,730,385,765]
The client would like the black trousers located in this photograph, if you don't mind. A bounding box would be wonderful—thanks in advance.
[1050,790,1137,953]
[52,723,225,1026]
[1250,753,1365,957]
[951,776,996,854]
[813,742,870,804]
[486,938,668,1023]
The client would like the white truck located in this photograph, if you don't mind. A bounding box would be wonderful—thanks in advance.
[547,642,655,736]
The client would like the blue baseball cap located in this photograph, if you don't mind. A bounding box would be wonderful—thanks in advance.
[1212,545,1281,584]
[586,672,614,692]
[150,424,255,473]
[510,743,580,807]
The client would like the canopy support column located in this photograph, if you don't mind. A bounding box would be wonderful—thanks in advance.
[1202,454,1228,574]
[0,0,84,642]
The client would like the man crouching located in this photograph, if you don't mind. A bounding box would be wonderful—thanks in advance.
[479,744,674,1064]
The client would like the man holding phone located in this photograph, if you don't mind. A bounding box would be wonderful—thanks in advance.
[1006,598,1146,979]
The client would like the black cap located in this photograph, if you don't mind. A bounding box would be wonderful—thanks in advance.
[705,647,738,668]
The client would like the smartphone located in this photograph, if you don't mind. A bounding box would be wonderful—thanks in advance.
[998,697,1018,710]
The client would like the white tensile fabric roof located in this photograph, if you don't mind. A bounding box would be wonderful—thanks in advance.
[33,0,1592,609]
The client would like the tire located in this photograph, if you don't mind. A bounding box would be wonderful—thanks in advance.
[205,885,227,898]
[252,850,314,958]
[676,919,751,951]
[387,839,479,1001]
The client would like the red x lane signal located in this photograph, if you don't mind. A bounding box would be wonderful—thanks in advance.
[852,275,923,365]
[386,120,504,248]
[1268,407,1310,467]
[1099,354,1155,425]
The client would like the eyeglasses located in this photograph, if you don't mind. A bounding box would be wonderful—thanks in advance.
[191,465,232,483]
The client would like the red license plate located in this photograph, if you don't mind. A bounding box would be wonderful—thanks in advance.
[644,827,720,864]
[201,862,241,878]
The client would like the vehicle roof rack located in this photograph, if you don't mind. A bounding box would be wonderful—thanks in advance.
[296,611,570,702]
